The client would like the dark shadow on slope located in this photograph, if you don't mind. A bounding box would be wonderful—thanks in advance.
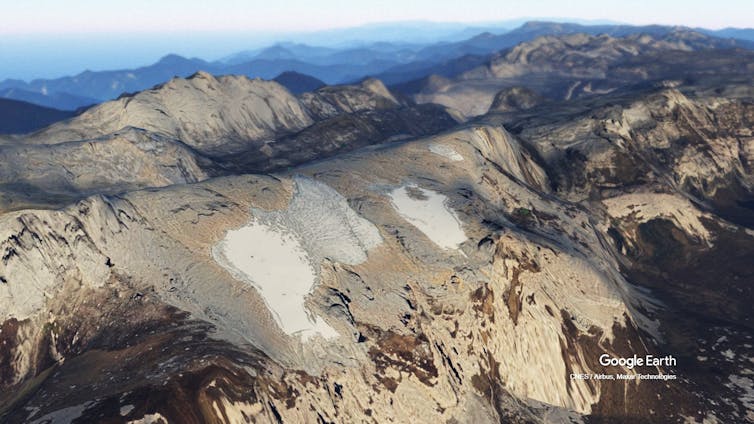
[0,98,75,135]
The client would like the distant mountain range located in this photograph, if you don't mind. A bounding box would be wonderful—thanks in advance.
[1,21,753,111]
[2,21,754,423]
[0,87,98,111]
[272,71,326,94]
[0,98,75,134]
[402,29,754,117]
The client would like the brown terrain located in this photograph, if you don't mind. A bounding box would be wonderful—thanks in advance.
[0,28,753,423]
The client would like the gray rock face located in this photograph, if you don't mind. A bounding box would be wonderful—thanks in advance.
[413,31,754,117]
[0,128,208,210]
[1,35,753,424]
[487,86,545,113]
[504,88,754,201]
[0,74,459,213]
[300,78,401,120]
[25,71,315,153]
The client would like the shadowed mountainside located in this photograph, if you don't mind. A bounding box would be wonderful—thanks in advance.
[3,21,752,111]
[402,30,754,117]
[0,27,753,424]
[0,98,75,134]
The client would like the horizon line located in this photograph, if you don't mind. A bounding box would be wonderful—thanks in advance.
[1,17,750,37]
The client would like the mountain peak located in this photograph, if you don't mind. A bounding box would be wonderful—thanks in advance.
[470,32,496,40]
[519,21,565,30]
[187,70,216,81]
[257,45,296,60]
[359,78,395,100]
[156,54,191,65]
[28,73,314,152]
[273,71,325,94]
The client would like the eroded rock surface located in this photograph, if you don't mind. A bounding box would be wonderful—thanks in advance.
[1,33,753,424]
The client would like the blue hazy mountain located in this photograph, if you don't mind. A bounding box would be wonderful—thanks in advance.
[272,71,326,94]
[2,21,752,110]
[701,27,754,41]
[0,87,98,111]
[0,97,75,134]
[222,42,422,66]
[373,21,754,84]
[0,54,218,110]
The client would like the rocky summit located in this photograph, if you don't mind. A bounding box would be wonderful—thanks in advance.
[0,26,753,424]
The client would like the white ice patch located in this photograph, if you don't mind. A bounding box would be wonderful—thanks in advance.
[388,184,466,250]
[429,143,463,161]
[283,177,382,265]
[215,220,335,340]
[127,413,169,424]
[213,177,381,341]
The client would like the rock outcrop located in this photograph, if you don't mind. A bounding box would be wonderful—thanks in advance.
[1,34,753,424]
[0,74,459,212]
[487,86,545,113]
[26,71,315,154]
[412,31,754,117]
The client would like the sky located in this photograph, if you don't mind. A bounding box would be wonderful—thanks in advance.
[2,0,752,34]
[0,0,752,80]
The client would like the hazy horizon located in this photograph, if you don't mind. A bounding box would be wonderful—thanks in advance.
[3,0,752,35]
[1,0,753,81]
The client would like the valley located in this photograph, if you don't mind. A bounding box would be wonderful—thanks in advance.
[0,21,753,424]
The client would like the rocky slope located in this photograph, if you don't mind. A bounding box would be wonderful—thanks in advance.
[24,71,315,154]
[0,73,458,212]
[0,39,753,424]
[468,30,742,80]
[411,30,754,117]
[491,80,754,422]
[0,124,633,423]
[487,87,545,113]
[0,128,210,211]
[500,87,754,202]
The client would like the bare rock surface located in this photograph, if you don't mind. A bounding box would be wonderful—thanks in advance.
[411,31,754,118]
[0,74,458,213]
[24,71,314,153]
[1,34,753,423]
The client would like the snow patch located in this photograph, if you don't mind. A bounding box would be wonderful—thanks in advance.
[215,219,335,340]
[429,143,464,161]
[281,177,382,265]
[213,177,381,341]
[389,184,466,250]
[127,413,169,424]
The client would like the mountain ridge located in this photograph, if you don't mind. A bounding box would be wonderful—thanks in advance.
[3,21,753,110]
[0,72,458,210]
[0,26,753,422]
[403,29,754,117]
[0,98,76,135]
